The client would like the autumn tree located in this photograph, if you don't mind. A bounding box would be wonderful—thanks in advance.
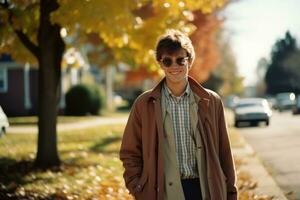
[0,0,224,168]
[212,30,244,96]
[189,10,221,83]
[120,2,227,89]
[192,23,243,97]
[255,57,268,97]
[265,31,300,94]
[1,0,65,168]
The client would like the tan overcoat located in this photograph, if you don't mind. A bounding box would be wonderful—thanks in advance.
[119,77,238,200]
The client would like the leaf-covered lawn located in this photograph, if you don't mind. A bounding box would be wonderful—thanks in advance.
[0,123,274,199]
[0,125,133,200]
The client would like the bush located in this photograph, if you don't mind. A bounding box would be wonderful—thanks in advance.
[65,84,104,115]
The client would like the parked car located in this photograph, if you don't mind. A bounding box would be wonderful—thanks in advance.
[0,106,9,137]
[275,92,296,112]
[292,95,300,115]
[224,95,239,110]
[234,98,272,127]
[266,96,277,109]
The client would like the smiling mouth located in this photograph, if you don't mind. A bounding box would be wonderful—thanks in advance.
[169,71,181,75]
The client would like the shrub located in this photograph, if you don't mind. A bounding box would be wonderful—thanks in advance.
[65,84,104,115]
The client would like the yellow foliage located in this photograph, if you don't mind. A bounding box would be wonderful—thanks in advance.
[1,0,225,69]
[51,0,225,70]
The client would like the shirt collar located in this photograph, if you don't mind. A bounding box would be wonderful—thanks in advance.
[163,81,191,99]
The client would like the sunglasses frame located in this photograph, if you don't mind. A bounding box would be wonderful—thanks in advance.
[160,56,189,68]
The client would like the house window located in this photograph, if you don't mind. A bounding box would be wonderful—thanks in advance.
[0,68,8,93]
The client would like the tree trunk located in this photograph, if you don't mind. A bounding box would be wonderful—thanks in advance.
[34,0,65,168]
[105,66,114,111]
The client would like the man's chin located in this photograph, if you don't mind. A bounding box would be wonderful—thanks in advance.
[166,76,187,84]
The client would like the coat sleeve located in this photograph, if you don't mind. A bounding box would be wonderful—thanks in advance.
[119,100,143,195]
[218,99,238,200]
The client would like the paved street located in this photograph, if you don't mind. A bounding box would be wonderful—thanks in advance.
[237,111,300,200]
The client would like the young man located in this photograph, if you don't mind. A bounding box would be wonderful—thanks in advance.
[120,29,237,200]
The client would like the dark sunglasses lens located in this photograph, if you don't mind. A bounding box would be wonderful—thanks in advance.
[162,58,172,67]
[176,57,187,66]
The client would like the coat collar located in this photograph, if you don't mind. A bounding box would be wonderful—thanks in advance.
[149,76,210,101]
[149,76,211,119]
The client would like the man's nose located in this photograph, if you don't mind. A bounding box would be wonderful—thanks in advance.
[169,60,180,68]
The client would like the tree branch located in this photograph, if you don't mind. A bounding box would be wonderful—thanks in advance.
[14,29,40,57]
[0,0,40,58]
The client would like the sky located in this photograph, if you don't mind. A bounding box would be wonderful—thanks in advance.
[223,0,300,86]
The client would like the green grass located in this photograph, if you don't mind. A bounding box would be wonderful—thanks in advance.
[0,124,133,199]
[0,114,270,200]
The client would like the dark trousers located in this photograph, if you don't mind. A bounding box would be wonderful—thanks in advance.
[181,178,202,200]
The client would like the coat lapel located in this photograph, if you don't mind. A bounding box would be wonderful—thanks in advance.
[153,97,165,200]
[148,76,218,200]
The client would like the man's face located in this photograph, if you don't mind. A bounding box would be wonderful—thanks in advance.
[159,48,190,84]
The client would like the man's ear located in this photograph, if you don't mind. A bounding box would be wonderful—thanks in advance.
[158,61,164,69]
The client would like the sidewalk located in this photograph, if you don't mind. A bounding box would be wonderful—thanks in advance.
[228,109,288,199]
[232,133,287,199]
[7,116,128,134]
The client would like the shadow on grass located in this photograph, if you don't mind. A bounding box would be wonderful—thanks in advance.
[0,157,83,199]
[0,157,35,195]
[0,188,69,200]
[0,158,36,182]
[89,135,122,153]
[0,157,69,195]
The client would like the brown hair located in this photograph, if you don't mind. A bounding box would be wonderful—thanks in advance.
[155,29,195,65]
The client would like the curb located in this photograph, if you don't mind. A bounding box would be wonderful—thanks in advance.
[233,134,288,200]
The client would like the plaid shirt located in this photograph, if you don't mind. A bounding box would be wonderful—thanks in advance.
[163,82,198,179]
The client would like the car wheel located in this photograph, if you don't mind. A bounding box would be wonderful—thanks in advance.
[0,127,4,137]
[234,121,239,128]
[266,120,269,126]
[292,110,298,115]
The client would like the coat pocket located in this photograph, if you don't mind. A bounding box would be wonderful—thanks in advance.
[133,170,149,194]
[220,170,227,198]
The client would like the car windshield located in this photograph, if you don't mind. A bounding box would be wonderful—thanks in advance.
[236,102,262,108]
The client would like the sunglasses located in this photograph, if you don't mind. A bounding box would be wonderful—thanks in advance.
[160,56,189,67]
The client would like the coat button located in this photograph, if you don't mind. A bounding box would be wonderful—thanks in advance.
[168,182,173,186]
[136,184,142,192]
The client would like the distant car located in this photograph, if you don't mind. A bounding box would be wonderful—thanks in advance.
[266,96,276,109]
[224,95,240,110]
[234,98,272,127]
[276,92,296,112]
[0,106,9,137]
[292,95,300,115]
